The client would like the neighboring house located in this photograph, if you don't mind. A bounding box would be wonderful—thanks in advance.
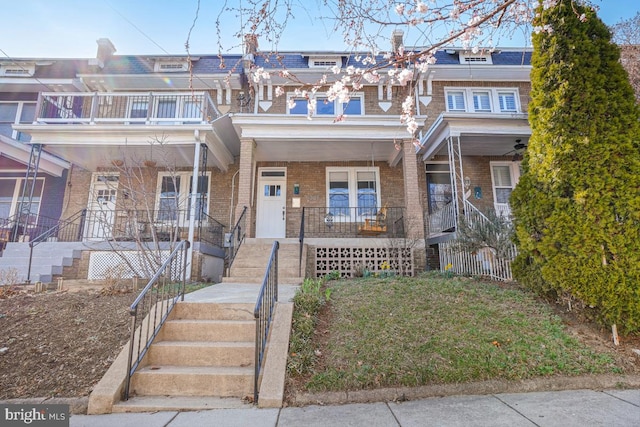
[0,58,72,252]
[0,35,532,283]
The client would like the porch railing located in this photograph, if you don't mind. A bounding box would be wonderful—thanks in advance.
[198,212,226,248]
[225,206,247,274]
[427,202,456,235]
[36,91,220,125]
[301,206,405,238]
[253,241,279,404]
[82,208,224,246]
[0,211,86,246]
[124,240,190,400]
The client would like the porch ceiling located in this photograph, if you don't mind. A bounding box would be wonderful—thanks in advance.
[231,114,423,163]
[418,113,532,160]
[14,116,240,172]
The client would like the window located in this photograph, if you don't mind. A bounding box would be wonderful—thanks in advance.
[490,162,521,217]
[156,173,210,222]
[288,93,364,116]
[498,92,518,112]
[0,101,36,141]
[472,91,491,112]
[0,178,45,223]
[425,163,452,214]
[327,167,380,219]
[446,91,466,111]
[128,100,148,120]
[445,88,520,113]
[1,63,35,76]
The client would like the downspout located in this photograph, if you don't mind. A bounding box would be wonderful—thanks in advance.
[186,130,202,281]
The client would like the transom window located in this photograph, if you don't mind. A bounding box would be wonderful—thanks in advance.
[445,88,520,113]
[288,93,364,116]
[326,167,380,219]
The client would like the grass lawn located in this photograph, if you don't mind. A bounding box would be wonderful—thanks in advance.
[288,273,620,393]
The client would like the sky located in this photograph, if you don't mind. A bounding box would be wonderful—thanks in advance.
[0,0,638,59]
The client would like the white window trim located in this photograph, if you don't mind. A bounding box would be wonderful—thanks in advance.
[0,101,37,140]
[458,53,493,65]
[0,177,45,222]
[287,92,365,116]
[155,172,211,223]
[1,63,35,76]
[153,60,189,72]
[489,161,521,217]
[444,87,520,114]
[326,166,381,221]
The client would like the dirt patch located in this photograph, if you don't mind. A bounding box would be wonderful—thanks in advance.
[0,286,136,400]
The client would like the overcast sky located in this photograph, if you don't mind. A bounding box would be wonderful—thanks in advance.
[0,0,637,58]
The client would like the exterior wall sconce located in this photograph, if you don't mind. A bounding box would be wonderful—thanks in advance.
[464,176,471,190]
[293,183,300,195]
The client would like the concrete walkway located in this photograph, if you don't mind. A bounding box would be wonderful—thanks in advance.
[69,388,640,426]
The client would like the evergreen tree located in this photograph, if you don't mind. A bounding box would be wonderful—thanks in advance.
[511,0,640,333]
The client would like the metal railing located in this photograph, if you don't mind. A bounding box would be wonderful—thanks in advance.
[225,206,247,274]
[427,202,457,235]
[83,208,224,244]
[124,240,190,400]
[36,92,220,125]
[198,212,226,248]
[298,208,305,277]
[301,206,405,238]
[0,211,85,246]
[25,209,87,283]
[253,241,279,404]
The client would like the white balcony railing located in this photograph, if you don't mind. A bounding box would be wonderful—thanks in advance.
[427,201,456,235]
[35,92,220,125]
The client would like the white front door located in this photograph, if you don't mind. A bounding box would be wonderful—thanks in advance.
[86,174,118,240]
[256,168,286,238]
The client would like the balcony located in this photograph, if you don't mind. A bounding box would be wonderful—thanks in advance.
[35,92,220,125]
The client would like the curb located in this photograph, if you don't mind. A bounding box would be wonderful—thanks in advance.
[288,374,640,406]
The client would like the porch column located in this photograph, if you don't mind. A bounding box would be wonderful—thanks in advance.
[402,140,425,240]
[235,137,256,236]
[185,138,203,281]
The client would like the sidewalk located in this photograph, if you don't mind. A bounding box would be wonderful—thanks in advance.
[69,388,640,426]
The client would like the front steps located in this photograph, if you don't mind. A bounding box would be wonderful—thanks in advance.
[0,242,83,283]
[223,238,305,285]
[113,300,257,411]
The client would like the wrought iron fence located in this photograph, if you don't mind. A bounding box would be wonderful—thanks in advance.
[301,206,405,238]
[0,211,85,245]
[124,240,190,400]
[37,92,220,125]
[199,212,225,248]
[253,241,279,404]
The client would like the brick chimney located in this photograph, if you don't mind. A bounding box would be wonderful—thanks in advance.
[95,38,116,67]
[244,34,258,57]
[391,30,404,54]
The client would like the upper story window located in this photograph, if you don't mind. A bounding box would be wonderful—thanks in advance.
[458,52,493,65]
[153,59,191,72]
[308,56,344,68]
[288,93,364,116]
[0,101,36,141]
[445,88,520,114]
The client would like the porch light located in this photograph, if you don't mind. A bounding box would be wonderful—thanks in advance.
[464,176,471,190]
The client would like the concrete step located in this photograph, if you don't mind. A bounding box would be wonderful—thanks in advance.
[170,302,255,321]
[146,341,254,367]
[222,275,304,284]
[160,320,255,342]
[130,365,253,397]
[112,395,252,413]
[229,266,301,277]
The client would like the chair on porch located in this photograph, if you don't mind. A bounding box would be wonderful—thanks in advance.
[358,205,388,236]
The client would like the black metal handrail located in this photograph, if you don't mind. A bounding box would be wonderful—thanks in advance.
[299,208,305,277]
[26,209,87,283]
[124,240,190,400]
[301,206,406,238]
[225,206,247,274]
[0,211,85,246]
[253,241,279,404]
[198,212,226,248]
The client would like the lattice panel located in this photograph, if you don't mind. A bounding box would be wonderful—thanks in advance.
[314,246,413,278]
[88,250,175,280]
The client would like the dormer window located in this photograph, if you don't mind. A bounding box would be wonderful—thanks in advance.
[1,64,35,76]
